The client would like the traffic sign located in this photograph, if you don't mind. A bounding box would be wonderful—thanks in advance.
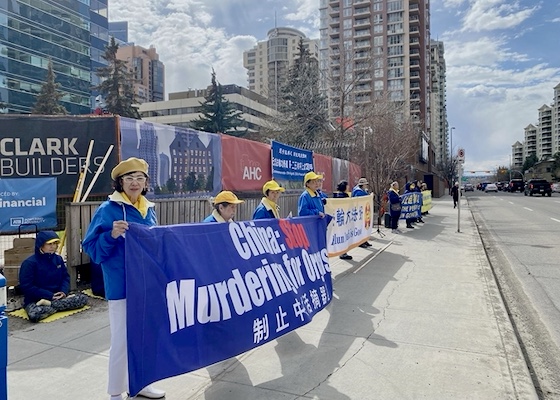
[457,148,465,163]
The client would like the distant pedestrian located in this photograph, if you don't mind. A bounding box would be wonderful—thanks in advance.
[451,182,459,208]
[253,180,285,219]
[388,182,402,233]
[204,191,245,222]
[352,177,372,248]
[333,180,352,260]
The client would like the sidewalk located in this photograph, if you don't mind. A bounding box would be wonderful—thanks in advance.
[6,197,537,399]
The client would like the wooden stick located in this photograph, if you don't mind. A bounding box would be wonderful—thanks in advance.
[81,145,114,203]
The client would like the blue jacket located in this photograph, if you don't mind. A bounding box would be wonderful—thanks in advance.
[352,185,368,197]
[19,231,70,307]
[387,189,402,218]
[82,192,157,300]
[298,189,325,216]
[252,199,279,220]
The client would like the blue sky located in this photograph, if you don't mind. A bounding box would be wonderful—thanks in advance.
[108,0,560,173]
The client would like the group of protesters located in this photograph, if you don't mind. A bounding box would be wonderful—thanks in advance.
[387,179,427,233]
[19,156,427,400]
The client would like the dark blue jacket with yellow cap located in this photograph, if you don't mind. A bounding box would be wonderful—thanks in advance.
[19,231,69,307]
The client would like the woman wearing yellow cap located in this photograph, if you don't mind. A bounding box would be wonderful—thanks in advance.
[298,171,325,217]
[253,180,285,219]
[203,190,245,222]
[82,157,165,400]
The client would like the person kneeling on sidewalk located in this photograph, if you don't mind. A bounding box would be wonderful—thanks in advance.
[19,231,88,322]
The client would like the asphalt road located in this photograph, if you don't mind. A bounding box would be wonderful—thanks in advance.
[466,189,560,399]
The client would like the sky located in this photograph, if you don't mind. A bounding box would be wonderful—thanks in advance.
[107,0,560,174]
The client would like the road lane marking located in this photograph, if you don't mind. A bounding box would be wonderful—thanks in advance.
[508,201,514,205]
[523,207,533,211]
[551,218,560,223]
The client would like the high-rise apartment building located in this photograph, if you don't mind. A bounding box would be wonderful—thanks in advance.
[243,27,319,107]
[430,40,447,166]
[319,0,431,130]
[109,21,129,43]
[0,0,106,114]
[116,44,165,103]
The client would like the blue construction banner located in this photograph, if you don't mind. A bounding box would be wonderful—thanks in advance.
[399,192,422,220]
[125,216,333,396]
[0,178,57,233]
[271,141,313,181]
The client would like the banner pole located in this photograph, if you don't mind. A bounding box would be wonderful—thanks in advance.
[81,145,114,203]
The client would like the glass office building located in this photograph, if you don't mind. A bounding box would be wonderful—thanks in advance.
[0,0,108,114]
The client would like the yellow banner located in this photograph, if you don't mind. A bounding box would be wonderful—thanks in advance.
[421,190,432,213]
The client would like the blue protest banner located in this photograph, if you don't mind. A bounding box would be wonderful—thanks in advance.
[271,141,314,181]
[399,192,422,220]
[0,178,57,233]
[125,216,332,396]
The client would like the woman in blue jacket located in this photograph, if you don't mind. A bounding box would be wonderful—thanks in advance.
[82,158,165,400]
[253,180,285,219]
[388,181,402,233]
[298,171,325,217]
[19,230,88,322]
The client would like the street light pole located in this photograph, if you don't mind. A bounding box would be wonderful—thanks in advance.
[450,126,455,187]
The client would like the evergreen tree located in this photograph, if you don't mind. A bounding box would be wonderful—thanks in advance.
[192,69,247,136]
[32,60,67,115]
[522,153,538,173]
[272,38,328,146]
[95,37,140,119]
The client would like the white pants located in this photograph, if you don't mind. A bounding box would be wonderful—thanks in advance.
[108,299,128,396]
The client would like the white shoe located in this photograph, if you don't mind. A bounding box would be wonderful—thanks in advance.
[110,395,123,400]
[137,385,166,399]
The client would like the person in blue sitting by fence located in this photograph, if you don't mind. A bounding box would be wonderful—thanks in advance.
[19,231,88,322]
[253,180,285,219]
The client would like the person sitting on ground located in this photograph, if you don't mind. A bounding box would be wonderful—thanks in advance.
[19,231,88,322]
[333,180,353,261]
[351,177,372,248]
[253,180,285,219]
[204,191,244,222]
[298,171,325,217]
[388,182,402,234]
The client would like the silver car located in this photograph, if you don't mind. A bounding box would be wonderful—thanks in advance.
[485,183,498,193]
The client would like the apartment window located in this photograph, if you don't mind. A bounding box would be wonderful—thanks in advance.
[387,46,403,56]
[373,24,383,33]
[373,3,382,11]
[343,29,352,37]
[388,22,403,33]
[343,0,352,6]
[387,0,403,11]
[388,12,403,22]
[343,19,352,29]
[388,79,404,89]
[374,68,384,78]
[388,56,404,67]
[373,14,383,24]
[374,80,383,90]
[373,36,383,46]
[388,34,403,45]
[343,8,353,17]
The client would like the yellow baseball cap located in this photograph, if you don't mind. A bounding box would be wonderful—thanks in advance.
[111,157,149,180]
[262,180,285,195]
[304,171,323,184]
[213,191,244,204]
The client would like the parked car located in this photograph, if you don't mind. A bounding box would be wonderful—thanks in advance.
[495,182,503,191]
[524,179,552,197]
[507,179,525,193]
[485,183,498,193]
[480,182,491,191]
[552,182,560,193]
[464,183,474,192]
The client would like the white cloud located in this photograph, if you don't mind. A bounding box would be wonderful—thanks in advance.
[461,0,538,32]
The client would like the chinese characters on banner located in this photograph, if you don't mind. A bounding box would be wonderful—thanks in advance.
[124,216,332,396]
[324,194,374,256]
[271,141,314,181]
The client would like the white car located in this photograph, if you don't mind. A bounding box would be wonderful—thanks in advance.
[485,183,498,193]
[552,183,560,193]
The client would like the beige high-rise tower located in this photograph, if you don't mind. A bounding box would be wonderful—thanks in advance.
[243,27,319,108]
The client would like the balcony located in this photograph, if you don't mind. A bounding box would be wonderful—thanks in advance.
[410,49,420,57]
[329,7,340,16]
